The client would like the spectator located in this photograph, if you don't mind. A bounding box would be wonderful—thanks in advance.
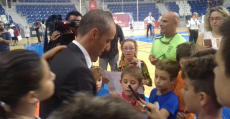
[0,50,56,119]
[7,26,14,45]
[34,19,41,44]
[115,39,152,86]
[214,16,230,108]
[40,9,116,119]
[149,12,186,65]
[24,26,30,44]
[0,21,12,56]
[48,93,142,119]
[196,6,230,50]
[99,11,124,72]
[144,12,155,38]
[13,27,20,46]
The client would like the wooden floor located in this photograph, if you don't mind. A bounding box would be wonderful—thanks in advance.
[10,27,191,97]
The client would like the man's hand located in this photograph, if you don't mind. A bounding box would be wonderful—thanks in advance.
[42,46,67,62]
[176,112,186,119]
[149,55,158,65]
[51,31,61,42]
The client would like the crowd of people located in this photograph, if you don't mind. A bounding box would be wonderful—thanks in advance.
[0,5,230,119]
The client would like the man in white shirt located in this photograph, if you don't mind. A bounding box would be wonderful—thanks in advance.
[144,12,155,38]
[187,12,200,43]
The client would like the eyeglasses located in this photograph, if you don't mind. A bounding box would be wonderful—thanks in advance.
[209,17,223,22]
[122,48,135,51]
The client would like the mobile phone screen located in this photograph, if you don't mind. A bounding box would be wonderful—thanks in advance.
[204,39,212,47]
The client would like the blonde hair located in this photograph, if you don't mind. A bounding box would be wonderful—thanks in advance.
[120,39,138,60]
[90,66,104,78]
[204,6,230,31]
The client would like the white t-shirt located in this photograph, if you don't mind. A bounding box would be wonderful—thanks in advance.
[8,29,14,37]
[203,31,222,50]
[187,18,200,30]
[145,16,155,24]
[25,29,30,37]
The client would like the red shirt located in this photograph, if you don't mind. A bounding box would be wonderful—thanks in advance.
[121,92,144,108]
[14,29,19,37]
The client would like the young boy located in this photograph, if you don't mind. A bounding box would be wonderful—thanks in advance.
[120,66,144,107]
[172,42,200,119]
[181,54,224,119]
[149,59,180,119]
[150,22,155,41]
[24,26,30,44]
[90,66,109,97]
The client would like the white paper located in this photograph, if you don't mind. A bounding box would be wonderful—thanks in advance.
[104,71,144,96]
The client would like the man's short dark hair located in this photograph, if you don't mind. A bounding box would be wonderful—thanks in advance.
[78,9,115,37]
[48,93,142,119]
[182,55,222,109]
[220,16,230,77]
[176,42,200,62]
[65,11,82,20]
[0,21,4,24]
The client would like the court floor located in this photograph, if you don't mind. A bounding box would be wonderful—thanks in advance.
[9,27,202,97]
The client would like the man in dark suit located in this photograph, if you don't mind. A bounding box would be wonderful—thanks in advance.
[40,9,116,119]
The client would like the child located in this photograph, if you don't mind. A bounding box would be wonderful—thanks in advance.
[172,42,200,119]
[90,66,109,97]
[0,50,56,119]
[25,26,30,44]
[149,59,180,119]
[181,54,224,119]
[120,66,144,107]
[116,39,152,87]
[48,93,142,119]
[150,22,155,40]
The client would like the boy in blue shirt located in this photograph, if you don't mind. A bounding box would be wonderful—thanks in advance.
[90,66,109,97]
[181,54,225,119]
[149,59,180,119]
[150,22,155,41]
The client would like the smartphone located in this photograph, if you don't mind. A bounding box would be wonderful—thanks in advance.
[128,85,151,112]
[203,39,212,47]
[61,33,75,45]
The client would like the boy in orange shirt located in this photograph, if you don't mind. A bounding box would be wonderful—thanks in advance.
[172,42,200,119]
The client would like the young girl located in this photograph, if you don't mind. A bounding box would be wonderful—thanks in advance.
[25,26,30,44]
[115,39,152,86]
[0,50,56,119]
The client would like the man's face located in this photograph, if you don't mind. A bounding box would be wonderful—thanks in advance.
[0,23,4,30]
[68,15,82,37]
[160,14,176,34]
[149,12,152,16]
[90,23,116,62]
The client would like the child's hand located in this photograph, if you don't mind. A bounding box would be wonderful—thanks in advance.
[103,77,109,84]
[136,101,146,113]
[176,112,186,119]
[141,102,165,119]
[110,91,120,98]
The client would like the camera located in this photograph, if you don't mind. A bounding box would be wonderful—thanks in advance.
[44,15,80,52]
[49,15,80,45]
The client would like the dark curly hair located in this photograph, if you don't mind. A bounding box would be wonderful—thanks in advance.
[182,55,222,109]
[48,93,142,119]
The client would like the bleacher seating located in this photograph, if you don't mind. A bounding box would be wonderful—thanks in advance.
[165,2,179,15]
[188,1,208,16]
[19,0,71,3]
[16,5,76,23]
[102,0,143,2]
[108,3,159,21]
[0,5,13,23]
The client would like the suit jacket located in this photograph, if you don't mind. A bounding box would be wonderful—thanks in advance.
[40,43,96,119]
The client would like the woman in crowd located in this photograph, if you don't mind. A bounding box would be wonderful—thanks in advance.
[196,6,230,50]
[0,46,65,119]
[115,39,152,86]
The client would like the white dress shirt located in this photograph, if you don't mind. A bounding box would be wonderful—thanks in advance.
[187,18,200,30]
[72,40,92,69]
[145,16,155,24]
